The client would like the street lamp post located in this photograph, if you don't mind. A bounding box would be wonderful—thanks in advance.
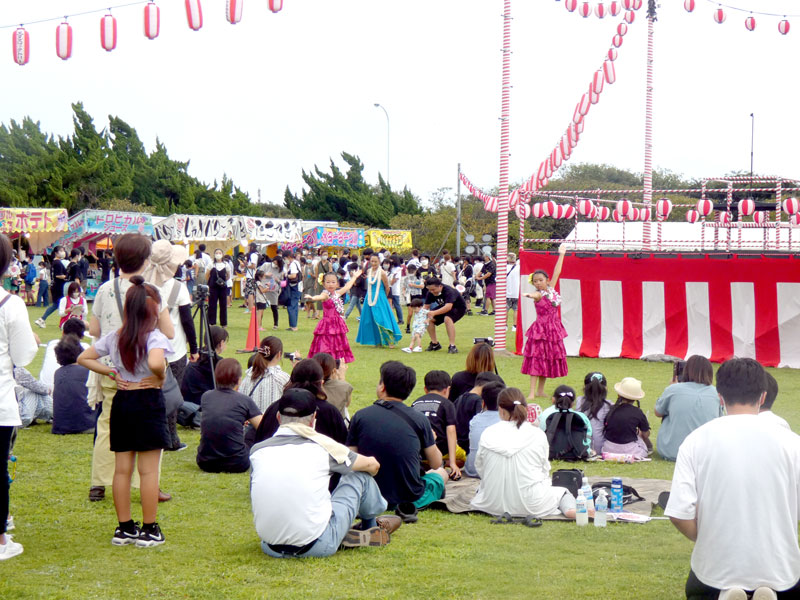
[374,103,390,185]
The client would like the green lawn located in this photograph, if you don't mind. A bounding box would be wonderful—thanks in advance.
[2,302,798,599]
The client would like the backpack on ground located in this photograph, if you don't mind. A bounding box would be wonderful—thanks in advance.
[545,409,589,461]
[591,482,645,507]
[551,468,583,498]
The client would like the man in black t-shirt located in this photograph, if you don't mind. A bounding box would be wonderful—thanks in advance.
[347,361,449,520]
[411,370,461,480]
[423,277,467,354]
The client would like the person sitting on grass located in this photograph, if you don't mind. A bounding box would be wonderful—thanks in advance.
[454,371,504,453]
[347,361,449,523]
[464,381,505,478]
[38,317,89,393]
[196,358,262,473]
[52,334,95,435]
[576,372,613,455]
[449,342,503,401]
[180,325,229,409]
[470,388,579,520]
[401,298,428,353]
[758,372,790,431]
[314,353,353,423]
[411,370,463,480]
[14,365,53,428]
[538,385,592,454]
[601,378,651,460]
[250,388,402,558]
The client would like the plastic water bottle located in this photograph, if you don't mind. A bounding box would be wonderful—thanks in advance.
[610,477,623,513]
[581,477,595,513]
[594,490,608,527]
[576,490,588,526]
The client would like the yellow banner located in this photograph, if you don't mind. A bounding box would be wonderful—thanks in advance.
[0,208,68,233]
[365,229,413,250]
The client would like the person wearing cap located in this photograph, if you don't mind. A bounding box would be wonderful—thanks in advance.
[250,388,401,558]
[601,377,652,460]
[143,240,199,452]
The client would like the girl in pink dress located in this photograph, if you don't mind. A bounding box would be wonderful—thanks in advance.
[521,245,568,400]
[304,270,362,364]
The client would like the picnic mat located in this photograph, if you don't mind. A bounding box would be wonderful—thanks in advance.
[430,476,671,520]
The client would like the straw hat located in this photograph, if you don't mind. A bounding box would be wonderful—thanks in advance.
[143,240,188,287]
[614,377,645,401]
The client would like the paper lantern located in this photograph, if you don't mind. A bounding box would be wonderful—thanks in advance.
[532,203,545,219]
[185,0,203,31]
[718,211,732,224]
[226,0,243,24]
[593,70,605,95]
[656,198,672,218]
[613,34,624,48]
[595,3,606,19]
[144,2,160,39]
[783,197,800,215]
[790,214,800,226]
[640,207,651,221]
[268,0,284,12]
[565,0,578,12]
[575,119,585,134]
[608,47,618,61]
[13,27,29,66]
[551,147,562,169]
[616,199,632,218]
[686,210,700,224]
[484,196,499,213]
[629,207,640,221]
[604,59,616,84]
[738,198,755,216]
[560,135,571,161]
[624,0,642,9]
[515,203,532,220]
[578,199,595,216]
[745,16,756,31]
[696,199,714,217]
[590,87,600,105]
[617,23,628,36]
[100,14,117,52]
[624,10,635,24]
[587,205,598,219]
[609,1,620,16]
[578,92,591,116]
[579,3,592,18]
[564,205,577,220]
[713,8,726,24]
[509,189,521,210]
[567,124,578,149]
[543,201,557,218]
[597,206,611,220]
[612,210,625,223]
[753,210,767,224]
[684,0,695,12]
[56,22,72,61]
[779,20,790,35]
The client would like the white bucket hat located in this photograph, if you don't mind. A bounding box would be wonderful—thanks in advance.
[614,377,645,401]
[143,240,188,287]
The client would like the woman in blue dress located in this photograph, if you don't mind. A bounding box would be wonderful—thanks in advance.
[356,254,402,348]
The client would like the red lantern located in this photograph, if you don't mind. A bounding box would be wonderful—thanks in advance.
[597,206,611,220]
[745,16,756,31]
[604,60,616,84]
[543,201,557,218]
[684,0,695,12]
[563,205,577,220]
[579,3,592,18]
[565,0,578,12]
[656,198,672,218]
[714,8,726,24]
[624,10,635,24]
[13,27,29,66]
[100,14,117,52]
[617,23,628,36]
[268,0,283,12]
[738,198,755,216]
[790,213,800,226]
[753,211,767,224]
[595,3,606,19]
[608,47,618,61]
[515,203,531,220]
[630,207,640,221]
[56,22,72,61]
[779,20,790,35]
[616,199,632,218]
[783,197,800,215]
[144,2,160,40]
[578,199,595,216]
[226,0,243,24]
[609,1,620,16]
[185,0,203,31]
[719,211,732,224]
[696,199,714,217]
[593,70,605,95]
[613,34,624,47]
[532,203,545,219]
[612,210,625,223]
[686,210,700,224]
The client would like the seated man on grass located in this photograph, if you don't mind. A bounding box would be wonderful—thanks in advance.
[666,358,800,599]
[250,389,401,558]
[464,381,506,478]
[348,361,449,523]
[454,371,504,454]
[411,370,463,480]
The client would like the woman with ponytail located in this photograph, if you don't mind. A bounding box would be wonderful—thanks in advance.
[239,336,292,413]
[79,276,173,548]
[577,372,614,454]
[470,387,578,520]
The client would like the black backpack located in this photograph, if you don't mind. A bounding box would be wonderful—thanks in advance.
[545,409,589,461]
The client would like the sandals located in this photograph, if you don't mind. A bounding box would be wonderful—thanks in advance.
[489,512,543,528]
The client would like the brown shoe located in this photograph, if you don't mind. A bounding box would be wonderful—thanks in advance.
[158,489,172,503]
[376,515,402,535]
[341,526,390,548]
[89,486,105,502]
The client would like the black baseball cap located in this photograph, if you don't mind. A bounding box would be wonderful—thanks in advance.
[278,388,317,417]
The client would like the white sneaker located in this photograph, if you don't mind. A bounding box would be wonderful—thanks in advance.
[413,346,423,352]
[5,515,13,531]
[718,589,747,600]
[402,347,412,353]
[34,318,45,328]
[0,536,23,561]
[752,588,778,600]
[512,326,516,332]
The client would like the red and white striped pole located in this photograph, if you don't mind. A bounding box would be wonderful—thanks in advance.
[641,7,655,250]
[494,0,512,352]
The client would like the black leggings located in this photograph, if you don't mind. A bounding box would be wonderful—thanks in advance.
[686,570,800,599]
[270,305,279,327]
[208,285,227,327]
[1,426,13,534]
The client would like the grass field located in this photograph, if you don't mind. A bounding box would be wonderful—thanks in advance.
[2,300,799,599]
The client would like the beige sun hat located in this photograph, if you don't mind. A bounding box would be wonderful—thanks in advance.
[614,377,645,401]
[143,240,189,287]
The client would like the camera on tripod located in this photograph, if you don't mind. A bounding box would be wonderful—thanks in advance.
[194,284,210,301]
[473,337,495,347]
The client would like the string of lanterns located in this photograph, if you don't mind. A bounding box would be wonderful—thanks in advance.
[684,0,790,35]
[10,0,284,65]
[561,0,642,19]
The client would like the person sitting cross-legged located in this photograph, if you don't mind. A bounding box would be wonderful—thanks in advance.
[250,389,401,558]
[463,381,505,478]
[411,370,463,480]
[52,334,96,435]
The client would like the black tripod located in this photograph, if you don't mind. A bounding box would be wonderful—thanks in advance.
[192,285,217,389]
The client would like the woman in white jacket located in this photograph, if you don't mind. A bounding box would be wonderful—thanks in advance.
[471,388,576,519]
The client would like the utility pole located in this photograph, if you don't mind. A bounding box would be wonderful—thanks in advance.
[456,163,462,257]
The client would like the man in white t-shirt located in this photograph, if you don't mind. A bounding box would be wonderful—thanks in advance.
[506,253,520,332]
[759,372,791,431]
[665,358,800,599]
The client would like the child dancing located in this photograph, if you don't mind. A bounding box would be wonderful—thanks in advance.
[402,298,428,353]
[304,270,362,364]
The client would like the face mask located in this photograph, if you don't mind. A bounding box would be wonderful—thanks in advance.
[215,254,223,260]
[71,293,80,299]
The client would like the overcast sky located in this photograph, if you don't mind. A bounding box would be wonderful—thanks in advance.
[1,0,797,208]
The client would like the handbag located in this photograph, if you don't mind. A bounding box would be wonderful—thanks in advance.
[551,468,584,498]
[278,280,292,306]
[161,367,184,415]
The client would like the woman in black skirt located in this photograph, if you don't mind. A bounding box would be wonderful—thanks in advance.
[79,276,173,548]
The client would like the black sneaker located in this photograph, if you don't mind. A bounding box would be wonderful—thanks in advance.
[448,345,458,354]
[112,522,141,546]
[478,311,488,316]
[405,327,410,334]
[425,342,442,352]
[467,310,473,316]
[487,311,495,316]
[395,502,419,524]
[136,523,165,548]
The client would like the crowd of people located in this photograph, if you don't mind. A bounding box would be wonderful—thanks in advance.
[1,232,799,599]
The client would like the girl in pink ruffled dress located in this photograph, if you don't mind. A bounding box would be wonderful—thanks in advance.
[521,245,568,400]
[304,271,362,364]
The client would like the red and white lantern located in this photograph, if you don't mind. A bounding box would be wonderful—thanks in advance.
[268,0,283,12]
[563,205,577,220]
[656,198,673,219]
[575,119,585,135]
[640,207,651,221]
[144,3,160,40]
[713,8,726,24]
[617,23,628,36]
[624,10,635,24]
[13,27,29,66]
[537,162,548,183]
[593,70,605,95]
[738,198,755,216]
[578,93,591,117]
[226,0,243,24]
[100,14,117,52]
[684,0,695,12]
[579,2,592,18]
[718,211,732,225]
[608,47,618,62]
[745,16,756,31]
[597,206,611,220]
[630,207,640,221]
[56,22,72,61]
[779,20,790,35]
[543,201,557,218]
[612,210,625,223]
[790,213,800,226]
[509,188,521,210]
[609,1,620,16]
[515,202,531,220]
[595,3,607,19]
[552,148,562,169]
[185,0,203,31]
[696,198,714,217]
[753,210,767,225]
[783,197,800,215]
[613,34,624,48]
[686,210,700,224]
[604,59,616,84]
[565,0,578,12]
[616,199,632,218]
[484,196,499,213]
[532,203,546,219]
[578,199,595,217]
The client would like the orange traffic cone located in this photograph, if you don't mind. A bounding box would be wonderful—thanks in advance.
[240,305,260,353]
